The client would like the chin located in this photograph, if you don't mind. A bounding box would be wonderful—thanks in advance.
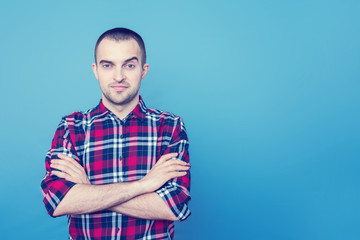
[109,94,138,106]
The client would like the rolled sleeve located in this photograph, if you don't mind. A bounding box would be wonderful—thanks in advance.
[156,118,191,221]
[40,118,78,217]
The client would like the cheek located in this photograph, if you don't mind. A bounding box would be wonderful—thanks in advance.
[97,72,112,82]
[128,70,143,81]
[98,70,109,78]
[97,77,110,90]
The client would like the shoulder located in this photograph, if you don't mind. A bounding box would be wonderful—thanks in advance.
[145,107,183,123]
[144,107,188,136]
[59,104,104,128]
[145,108,189,145]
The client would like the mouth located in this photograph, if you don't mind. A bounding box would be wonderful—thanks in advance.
[111,85,128,91]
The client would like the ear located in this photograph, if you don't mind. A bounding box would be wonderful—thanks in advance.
[92,63,99,80]
[141,63,150,79]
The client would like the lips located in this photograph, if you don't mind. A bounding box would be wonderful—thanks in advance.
[111,85,128,91]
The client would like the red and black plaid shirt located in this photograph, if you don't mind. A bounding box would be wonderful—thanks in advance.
[41,96,191,239]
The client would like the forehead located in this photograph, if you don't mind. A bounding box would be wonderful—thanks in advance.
[96,38,142,63]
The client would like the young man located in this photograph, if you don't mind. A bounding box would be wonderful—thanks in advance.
[41,28,191,240]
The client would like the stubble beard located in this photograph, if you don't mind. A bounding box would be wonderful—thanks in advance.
[103,87,140,107]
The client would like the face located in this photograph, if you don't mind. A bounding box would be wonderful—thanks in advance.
[92,38,149,110]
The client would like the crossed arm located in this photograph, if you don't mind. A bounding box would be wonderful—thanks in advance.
[51,153,190,221]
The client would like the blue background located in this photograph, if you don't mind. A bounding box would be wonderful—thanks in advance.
[0,0,359,239]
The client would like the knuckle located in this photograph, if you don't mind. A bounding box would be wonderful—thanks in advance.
[170,159,179,164]
[66,177,74,182]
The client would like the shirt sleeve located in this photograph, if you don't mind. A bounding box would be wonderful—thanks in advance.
[40,117,78,217]
[156,117,191,222]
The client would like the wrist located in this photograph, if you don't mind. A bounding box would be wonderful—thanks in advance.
[137,178,152,194]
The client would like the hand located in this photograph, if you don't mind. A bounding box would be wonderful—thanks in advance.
[50,153,91,184]
[139,152,190,193]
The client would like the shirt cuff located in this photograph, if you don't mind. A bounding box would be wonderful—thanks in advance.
[42,178,77,217]
[156,181,191,222]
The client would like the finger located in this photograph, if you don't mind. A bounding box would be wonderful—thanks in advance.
[167,164,190,172]
[57,154,80,169]
[58,154,84,172]
[52,157,90,185]
[58,153,76,161]
[52,170,83,184]
[157,153,178,164]
[51,160,78,173]
[164,159,189,167]
[51,170,86,184]
[58,153,80,165]
[162,152,178,161]
[170,171,188,179]
[51,162,81,178]
[52,157,83,175]
[52,170,72,180]
[65,158,85,173]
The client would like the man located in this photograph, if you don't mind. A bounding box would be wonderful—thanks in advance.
[41,28,191,240]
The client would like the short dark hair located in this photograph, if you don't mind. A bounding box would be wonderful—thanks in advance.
[94,27,146,65]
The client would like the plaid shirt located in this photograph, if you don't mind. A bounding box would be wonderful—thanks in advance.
[41,96,191,240]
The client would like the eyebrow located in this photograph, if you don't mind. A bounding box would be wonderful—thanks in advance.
[123,57,139,63]
[99,60,114,65]
[98,57,139,65]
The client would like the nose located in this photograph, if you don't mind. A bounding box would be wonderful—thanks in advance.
[114,66,125,82]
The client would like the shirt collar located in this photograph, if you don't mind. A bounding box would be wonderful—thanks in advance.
[98,96,147,120]
[132,96,147,120]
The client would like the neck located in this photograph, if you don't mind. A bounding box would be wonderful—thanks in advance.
[102,95,140,120]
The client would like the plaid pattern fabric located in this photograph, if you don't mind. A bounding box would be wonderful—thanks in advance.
[41,96,191,240]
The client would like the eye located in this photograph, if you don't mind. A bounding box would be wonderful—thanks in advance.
[102,64,113,69]
[125,63,135,69]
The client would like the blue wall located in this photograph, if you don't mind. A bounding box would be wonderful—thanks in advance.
[1,1,359,239]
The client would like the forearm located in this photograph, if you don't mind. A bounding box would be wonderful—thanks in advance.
[50,152,188,218]
[53,180,146,217]
[108,192,178,221]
